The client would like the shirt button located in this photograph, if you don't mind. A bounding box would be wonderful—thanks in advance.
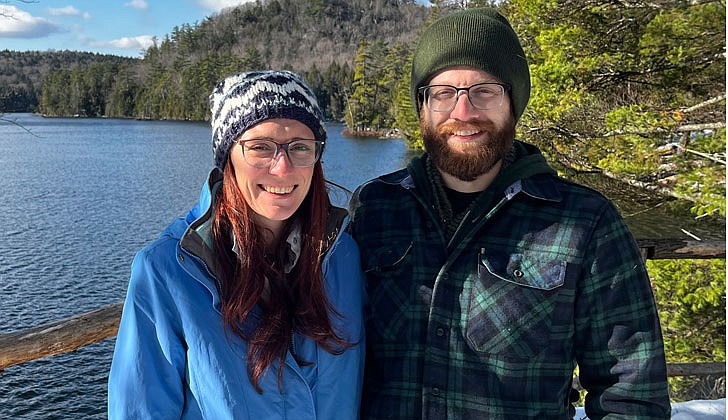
[432,387,440,396]
[513,269,524,278]
[436,327,445,337]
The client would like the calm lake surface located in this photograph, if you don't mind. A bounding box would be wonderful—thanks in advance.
[0,113,723,419]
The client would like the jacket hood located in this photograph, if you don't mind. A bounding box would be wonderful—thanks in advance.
[179,169,224,281]
[493,140,556,191]
[185,169,220,232]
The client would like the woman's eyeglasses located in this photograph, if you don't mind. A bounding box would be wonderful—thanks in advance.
[238,139,324,168]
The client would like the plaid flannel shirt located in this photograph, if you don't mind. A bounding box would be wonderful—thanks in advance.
[350,142,670,419]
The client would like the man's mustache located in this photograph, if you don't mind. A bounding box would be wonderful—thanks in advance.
[436,120,496,136]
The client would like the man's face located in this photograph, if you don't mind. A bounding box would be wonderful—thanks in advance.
[420,67,516,182]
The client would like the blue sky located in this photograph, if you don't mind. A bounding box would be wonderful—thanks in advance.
[0,0,261,57]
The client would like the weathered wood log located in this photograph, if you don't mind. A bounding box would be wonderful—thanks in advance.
[636,239,726,260]
[0,301,123,371]
[667,362,727,377]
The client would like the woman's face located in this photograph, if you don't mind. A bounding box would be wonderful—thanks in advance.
[230,119,316,237]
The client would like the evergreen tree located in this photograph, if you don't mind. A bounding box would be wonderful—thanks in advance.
[504,0,725,217]
[345,39,392,133]
[392,52,421,147]
[106,67,137,118]
[241,45,265,71]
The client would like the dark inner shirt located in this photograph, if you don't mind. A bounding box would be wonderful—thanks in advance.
[444,187,481,216]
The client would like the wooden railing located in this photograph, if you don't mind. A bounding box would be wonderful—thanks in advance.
[0,302,123,372]
[0,239,725,375]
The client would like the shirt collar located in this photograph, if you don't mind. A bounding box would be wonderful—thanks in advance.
[231,224,303,274]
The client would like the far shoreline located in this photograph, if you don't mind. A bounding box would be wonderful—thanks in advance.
[341,127,401,139]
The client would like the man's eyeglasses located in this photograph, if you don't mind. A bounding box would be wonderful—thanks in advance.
[238,139,324,168]
[419,82,511,113]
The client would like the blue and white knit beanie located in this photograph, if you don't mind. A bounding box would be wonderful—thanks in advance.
[210,70,327,170]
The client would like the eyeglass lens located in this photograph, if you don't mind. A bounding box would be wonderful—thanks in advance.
[425,83,505,112]
[241,139,322,168]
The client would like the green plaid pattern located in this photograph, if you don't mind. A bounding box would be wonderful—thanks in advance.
[350,147,670,419]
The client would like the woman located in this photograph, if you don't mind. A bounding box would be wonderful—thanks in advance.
[108,70,365,419]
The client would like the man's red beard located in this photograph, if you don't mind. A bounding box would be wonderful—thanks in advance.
[421,114,515,182]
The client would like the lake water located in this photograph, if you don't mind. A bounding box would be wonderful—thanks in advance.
[0,114,723,419]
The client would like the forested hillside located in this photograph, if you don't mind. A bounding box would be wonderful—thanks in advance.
[8,0,429,121]
[200,0,429,70]
[0,50,136,113]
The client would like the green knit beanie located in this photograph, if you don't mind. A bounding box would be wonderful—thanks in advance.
[411,8,530,121]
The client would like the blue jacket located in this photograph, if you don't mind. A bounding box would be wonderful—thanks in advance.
[109,170,366,419]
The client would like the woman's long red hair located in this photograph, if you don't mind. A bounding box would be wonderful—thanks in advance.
[211,158,351,393]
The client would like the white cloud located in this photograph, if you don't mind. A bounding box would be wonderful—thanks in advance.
[124,0,149,10]
[88,35,156,51]
[47,6,92,20]
[197,0,255,11]
[0,6,64,39]
[48,6,79,16]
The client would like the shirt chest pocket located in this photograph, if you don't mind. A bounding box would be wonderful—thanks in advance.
[459,249,575,359]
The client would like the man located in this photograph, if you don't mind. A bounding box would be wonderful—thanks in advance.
[349,7,671,419]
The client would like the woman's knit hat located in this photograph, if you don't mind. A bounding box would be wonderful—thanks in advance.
[410,8,531,121]
[210,70,327,170]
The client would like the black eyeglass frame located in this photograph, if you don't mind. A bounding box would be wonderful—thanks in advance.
[417,82,512,113]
